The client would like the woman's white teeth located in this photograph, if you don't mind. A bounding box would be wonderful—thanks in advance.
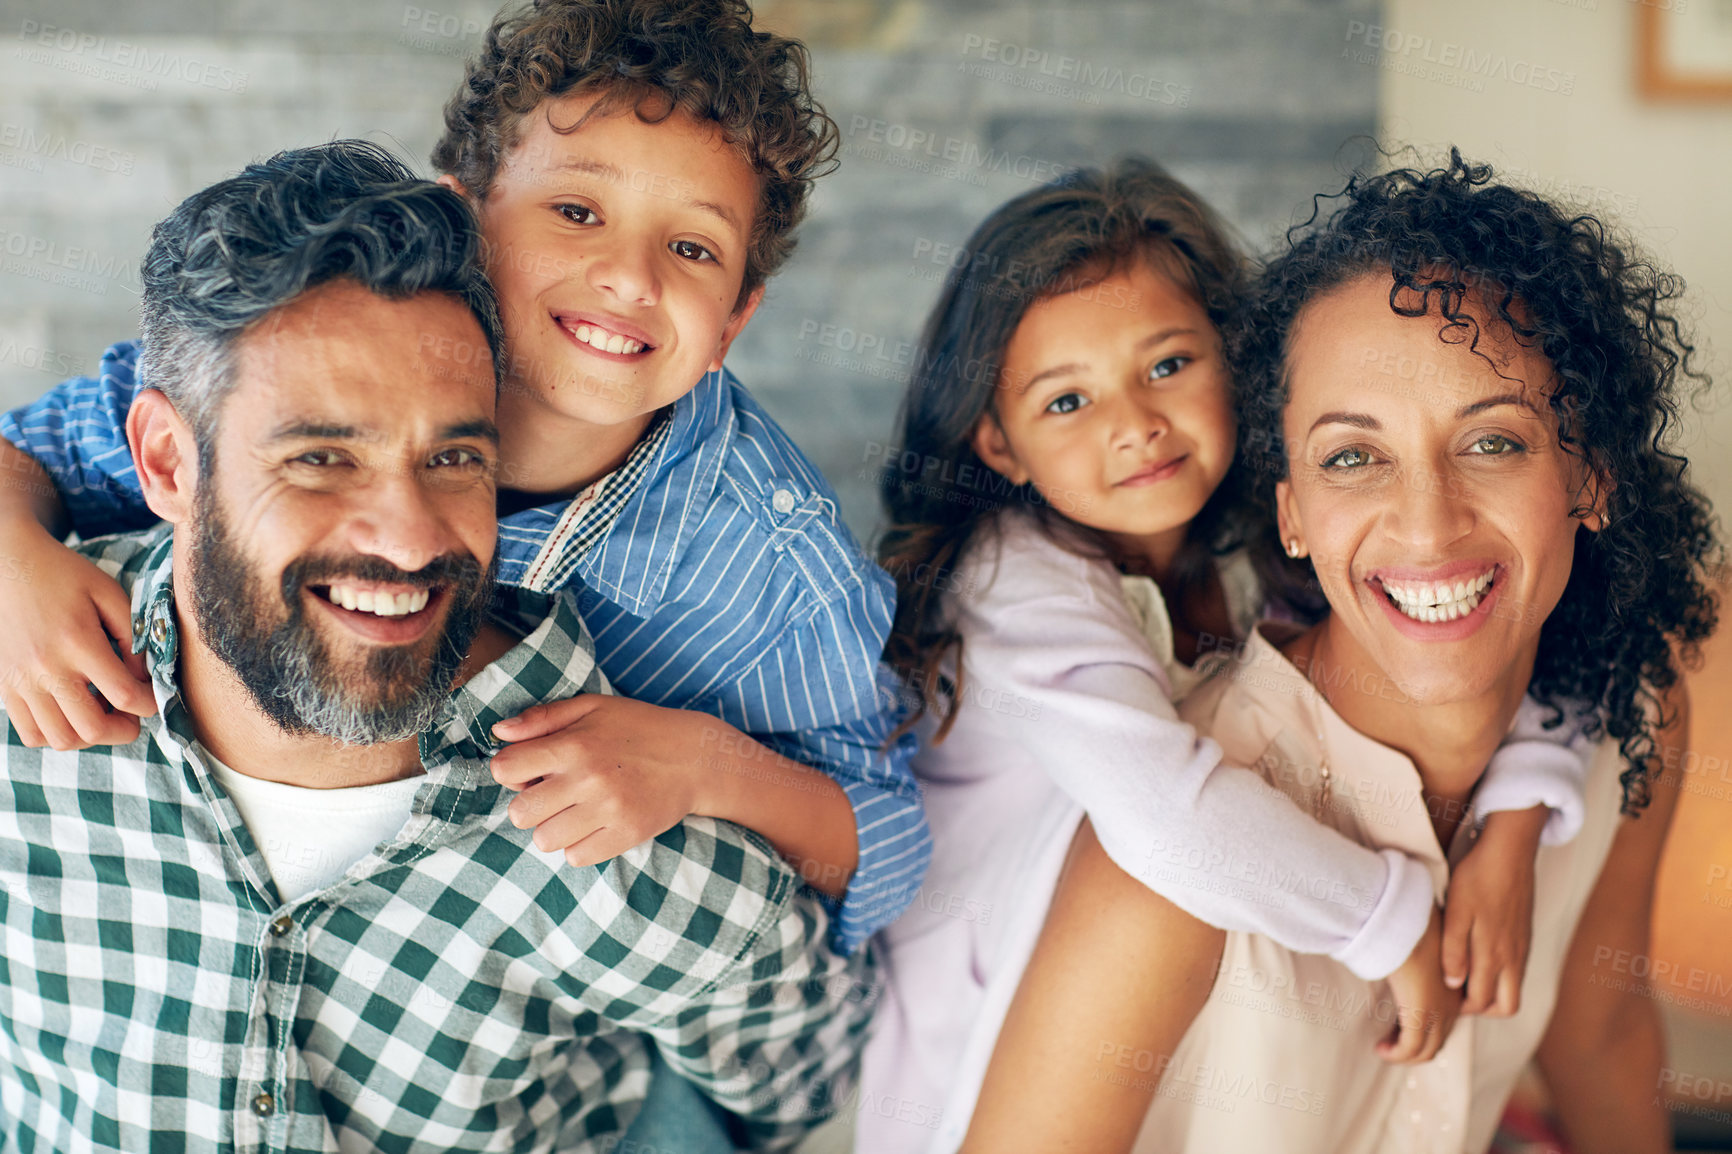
[1381,570,1495,623]
[570,323,644,355]
[328,586,430,617]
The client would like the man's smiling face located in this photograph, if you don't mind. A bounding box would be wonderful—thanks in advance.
[471,90,764,435]
[187,279,502,743]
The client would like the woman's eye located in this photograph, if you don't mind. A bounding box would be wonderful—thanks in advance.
[1322,447,1372,469]
[1045,393,1089,415]
[557,204,597,225]
[671,239,714,262]
[1149,355,1191,380]
[1469,434,1523,455]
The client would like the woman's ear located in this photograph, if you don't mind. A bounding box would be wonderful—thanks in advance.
[970,414,1029,486]
[1275,479,1307,559]
[435,173,469,198]
[1578,468,1615,533]
[127,389,200,524]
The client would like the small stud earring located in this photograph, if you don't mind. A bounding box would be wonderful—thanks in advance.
[1286,539,1302,558]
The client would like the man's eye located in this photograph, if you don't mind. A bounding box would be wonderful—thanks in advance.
[671,239,714,262]
[1045,393,1088,415]
[1149,355,1191,380]
[430,448,486,469]
[557,204,597,225]
[1322,447,1372,469]
[1469,434,1523,455]
[291,450,344,467]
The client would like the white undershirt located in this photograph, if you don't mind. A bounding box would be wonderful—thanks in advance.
[203,751,425,903]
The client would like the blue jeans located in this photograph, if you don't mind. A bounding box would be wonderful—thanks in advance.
[619,1048,739,1153]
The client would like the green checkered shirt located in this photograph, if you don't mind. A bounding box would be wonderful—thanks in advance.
[0,526,876,1152]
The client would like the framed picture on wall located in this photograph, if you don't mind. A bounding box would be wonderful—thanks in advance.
[1639,0,1732,100]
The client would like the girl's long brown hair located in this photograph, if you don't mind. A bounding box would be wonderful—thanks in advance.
[878,158,1251,743]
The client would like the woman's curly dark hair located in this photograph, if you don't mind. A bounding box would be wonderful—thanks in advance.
[432,0,839,308]
[1232,149,1722,813]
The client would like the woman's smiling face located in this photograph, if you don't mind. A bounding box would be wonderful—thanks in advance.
[1275,272,1604,708]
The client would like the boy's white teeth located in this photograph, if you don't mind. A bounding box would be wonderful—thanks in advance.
[328,585,431,617]
[569,322,644,355]
[1380,569,1495,624]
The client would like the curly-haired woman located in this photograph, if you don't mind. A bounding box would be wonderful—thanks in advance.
[960,152,1721,1154]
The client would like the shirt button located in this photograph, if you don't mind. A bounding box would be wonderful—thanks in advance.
[150,616,168,643]
[251,1092,274,1116]
[269,915,293,937]
[771,488,796,515]
[1406,1073,1419,1090]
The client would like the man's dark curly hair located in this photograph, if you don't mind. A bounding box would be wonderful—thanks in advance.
[1233,149,1721,814]
[432,0,839,309]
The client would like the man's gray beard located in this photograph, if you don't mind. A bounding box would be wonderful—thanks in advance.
[188,481,494,745]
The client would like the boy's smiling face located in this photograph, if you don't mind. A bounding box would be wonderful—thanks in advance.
[465,89,763,482]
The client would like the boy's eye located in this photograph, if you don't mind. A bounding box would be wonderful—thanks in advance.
[1149,355,1191,380]
[557,204,598,225]
[1045,393,1089,415]
[1468,434,1523,455]
[671,239,714,262]
[1322,447,1372,470]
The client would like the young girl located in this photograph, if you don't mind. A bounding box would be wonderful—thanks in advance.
[856,158,1595,1152]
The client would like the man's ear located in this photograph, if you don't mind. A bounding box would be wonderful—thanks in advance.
[1275,478,1307,559]
[970,414,1028,486]
[127,390,200,524]
[708,285,765,373]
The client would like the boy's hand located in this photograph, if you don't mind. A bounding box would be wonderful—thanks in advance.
[1378,904,1463,1064]
[489,695,720,867]
[1442,803,1548,1016]
[0,518,156,749]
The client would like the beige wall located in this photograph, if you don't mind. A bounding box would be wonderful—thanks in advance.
[1377,0,1732,521]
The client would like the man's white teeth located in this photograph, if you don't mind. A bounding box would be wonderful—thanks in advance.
[328,586,431,617]
[570,323,644,355]
[1381,569,1495,624]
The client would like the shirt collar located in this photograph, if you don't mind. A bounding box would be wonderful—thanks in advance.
[573,366,735,616]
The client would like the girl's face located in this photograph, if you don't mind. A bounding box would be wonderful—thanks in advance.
[973,257,1237,569]
[1275,272,1603,707]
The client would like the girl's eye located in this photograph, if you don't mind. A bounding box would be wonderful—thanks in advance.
[1322,447,1372,470]
[1149,355,1191,380]
[1045,393,1089,415]
[671,239,714,262]
[557,204,597,225]
[430,448,486,469]
[1468,434,1523,455]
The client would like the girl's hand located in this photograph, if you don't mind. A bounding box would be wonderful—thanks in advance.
[0,517,156,749]
[1378,905,1463,1063]
[489,695,712,867]
[1442,803,1548,1016]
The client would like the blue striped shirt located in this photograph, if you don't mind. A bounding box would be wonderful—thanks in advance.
[0,340,929,955]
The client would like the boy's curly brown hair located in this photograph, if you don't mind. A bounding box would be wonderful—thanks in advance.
[433,0,839,309]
